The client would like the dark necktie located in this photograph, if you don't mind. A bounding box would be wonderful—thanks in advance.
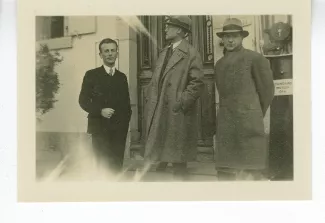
[158,44,173,89]
[160,44,173,76]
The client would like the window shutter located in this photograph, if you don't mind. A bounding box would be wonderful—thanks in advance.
[66,16,96,36]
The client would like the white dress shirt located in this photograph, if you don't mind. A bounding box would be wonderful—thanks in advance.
[103,64,116,76]
[172,39,182,51]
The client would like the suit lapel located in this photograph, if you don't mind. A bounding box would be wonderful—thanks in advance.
[98,65,107,77]
[97,65,108,84]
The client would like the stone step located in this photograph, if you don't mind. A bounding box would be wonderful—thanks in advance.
[123,159,217,176]
[130,143,214,154]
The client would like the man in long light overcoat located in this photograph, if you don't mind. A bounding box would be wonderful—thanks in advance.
[143,16,204,180]
[214,18,275,180]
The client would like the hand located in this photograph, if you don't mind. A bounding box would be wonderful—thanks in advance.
[101,108,115,119]
[172,101,182,113]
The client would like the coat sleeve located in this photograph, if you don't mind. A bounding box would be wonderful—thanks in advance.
[180,52,205,112]
[78,71,102,116]
[251,55,275,116]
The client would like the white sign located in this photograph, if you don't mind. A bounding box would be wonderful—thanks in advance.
[274,79,293,96]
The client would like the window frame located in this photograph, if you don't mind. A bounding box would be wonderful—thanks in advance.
[36,16,72,50]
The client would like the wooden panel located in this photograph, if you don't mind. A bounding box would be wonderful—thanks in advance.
[190,16,200,51]
[202,15,214,64]
[197,73,216,146]
[157,16,166,51]
[190,16,215,146]
[138,16,152,69]
[139,77,151,142]
[268,55,293,180]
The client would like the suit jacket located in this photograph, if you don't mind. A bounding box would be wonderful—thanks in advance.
[79,66,132,134]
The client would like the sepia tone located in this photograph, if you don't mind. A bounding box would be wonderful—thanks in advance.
[34,15,293,182]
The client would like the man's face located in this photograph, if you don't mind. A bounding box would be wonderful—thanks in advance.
[165,24,180,41]
[222,32,243,51]
[99,43,118,66]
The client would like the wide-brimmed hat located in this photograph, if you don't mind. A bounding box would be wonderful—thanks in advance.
[165,16,192,33]
[216,18,249,38]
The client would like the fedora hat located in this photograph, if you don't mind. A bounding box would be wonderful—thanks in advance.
[165,16,192,33]
[216,18,249,38]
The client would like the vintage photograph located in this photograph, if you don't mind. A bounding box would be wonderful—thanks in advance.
[35,15,294,183]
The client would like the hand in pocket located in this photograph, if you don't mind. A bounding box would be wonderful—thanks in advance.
[172,101,182,113]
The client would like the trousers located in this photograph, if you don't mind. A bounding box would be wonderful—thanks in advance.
[91,128,128,174]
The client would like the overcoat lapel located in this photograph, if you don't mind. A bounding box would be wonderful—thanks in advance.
[155,48,168,85]
[160,40,189,81]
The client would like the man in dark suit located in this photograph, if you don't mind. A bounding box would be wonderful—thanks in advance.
[79,38,132,174]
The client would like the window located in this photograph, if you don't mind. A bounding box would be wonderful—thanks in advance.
[36,16,96,50]
[36,16,67,41]
[50,16,65,39]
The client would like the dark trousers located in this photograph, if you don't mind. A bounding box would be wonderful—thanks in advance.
[91,128,128,174]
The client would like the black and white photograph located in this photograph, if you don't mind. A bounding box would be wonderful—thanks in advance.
[16,0,311,202]
[34,15,294,182]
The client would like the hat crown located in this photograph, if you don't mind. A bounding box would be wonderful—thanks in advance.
[216,17,249,38]
[165,15,192,32]
[223,18,243,28]
[168,15,192,26]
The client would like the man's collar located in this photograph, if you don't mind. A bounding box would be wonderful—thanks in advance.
[224,45,244,54]
[172,39,183,50]
[103,64,116,76]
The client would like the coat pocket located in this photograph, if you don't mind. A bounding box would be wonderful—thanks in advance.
[237,109,264,137]
[172,101,182,114]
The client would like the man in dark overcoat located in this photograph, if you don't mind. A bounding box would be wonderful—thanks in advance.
[79,38,132,175]
[214,18,275,180]
[143,16,204,180]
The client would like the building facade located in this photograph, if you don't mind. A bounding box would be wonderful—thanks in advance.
[35,15,292,163]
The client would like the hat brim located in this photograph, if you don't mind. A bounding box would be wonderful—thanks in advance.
[165,21,192,33]
[216,30,249,38]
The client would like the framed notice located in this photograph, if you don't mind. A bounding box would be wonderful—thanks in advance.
[274,79,293,96]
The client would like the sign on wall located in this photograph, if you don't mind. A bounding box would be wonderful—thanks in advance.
[95,39,119,69]
[274,79,293,96]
